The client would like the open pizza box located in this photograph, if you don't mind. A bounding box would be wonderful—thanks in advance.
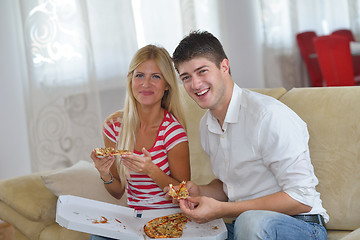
[56,195,227,240]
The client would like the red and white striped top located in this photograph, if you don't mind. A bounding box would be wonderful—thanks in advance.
[103,110,188,210]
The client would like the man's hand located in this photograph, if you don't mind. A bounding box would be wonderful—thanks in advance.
[179,196,223,224]
[164,181,200,202]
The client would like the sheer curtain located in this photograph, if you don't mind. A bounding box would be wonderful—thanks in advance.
[18,0,136,171]
[259,0,360,89]
[16,0,220,172]
[131,0,221,54]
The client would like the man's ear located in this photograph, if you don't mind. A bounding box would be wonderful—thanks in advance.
[220,58,230,73]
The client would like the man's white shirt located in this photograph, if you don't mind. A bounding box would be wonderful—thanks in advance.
[200,84,329,222]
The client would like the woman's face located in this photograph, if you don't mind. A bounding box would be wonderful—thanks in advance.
[131,59,168,108]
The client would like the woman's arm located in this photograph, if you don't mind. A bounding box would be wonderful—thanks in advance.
[90,112,126,200]
[100,134,126,199]
[122,141,190,190]
[152,141,190,189]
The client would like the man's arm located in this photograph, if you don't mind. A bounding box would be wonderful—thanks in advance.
[221,191,311,218]
[180,191,311,224]
[198,179,228,202]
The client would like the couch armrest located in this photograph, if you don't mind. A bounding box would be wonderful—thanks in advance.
[0,171,58,222]
[341,228,360,240]
[39,223,90,240]
[0,200,47,240]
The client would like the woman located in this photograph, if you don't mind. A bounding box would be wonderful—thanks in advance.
[90,45,190,211]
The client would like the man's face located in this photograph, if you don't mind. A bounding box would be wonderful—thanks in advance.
[177,57,228,111]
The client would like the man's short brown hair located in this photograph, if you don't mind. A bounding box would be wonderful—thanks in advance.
[172,30,231,75]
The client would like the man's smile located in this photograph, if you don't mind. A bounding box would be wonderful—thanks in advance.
[195,88,210,97]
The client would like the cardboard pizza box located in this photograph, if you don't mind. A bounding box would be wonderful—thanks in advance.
[56,195,227,240]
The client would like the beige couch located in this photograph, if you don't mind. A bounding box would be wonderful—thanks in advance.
[1,86,360,240]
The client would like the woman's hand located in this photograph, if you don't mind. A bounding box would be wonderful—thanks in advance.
[90,150,115,180]
[121,147,155,175]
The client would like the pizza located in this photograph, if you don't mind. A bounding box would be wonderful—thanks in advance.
[143,212,189,238]
[168,181,189,200]
[94,147,131,157]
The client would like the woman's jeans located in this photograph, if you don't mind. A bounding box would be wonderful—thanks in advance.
[226,210,327,240]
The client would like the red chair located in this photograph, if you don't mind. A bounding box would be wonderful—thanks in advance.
[331,29,355,41]
[296,31,323,87]
[313,35,360,86]
[332,29,360,76]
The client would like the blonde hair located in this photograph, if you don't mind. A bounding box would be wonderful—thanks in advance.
[116,44,186,183]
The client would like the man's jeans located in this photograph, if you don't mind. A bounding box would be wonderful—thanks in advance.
[226,210,327,240]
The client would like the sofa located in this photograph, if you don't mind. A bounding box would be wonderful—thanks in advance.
[0,85,360,240]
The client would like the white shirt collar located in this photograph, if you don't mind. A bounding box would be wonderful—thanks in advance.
[206,83,242,133]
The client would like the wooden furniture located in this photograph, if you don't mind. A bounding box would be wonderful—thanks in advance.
[0,221,14,240]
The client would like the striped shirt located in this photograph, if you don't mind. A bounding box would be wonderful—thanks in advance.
[103,110,188,210]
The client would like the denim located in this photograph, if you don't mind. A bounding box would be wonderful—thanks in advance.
[226,210,327,240]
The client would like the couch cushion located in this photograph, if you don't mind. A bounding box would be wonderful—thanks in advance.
[248,87,287,99]
[179,85,212,185]
[41,160,127,206]
[279,86,360,230]
[0,171,57,223]
[327,230,352,240]
[340,228,360,240]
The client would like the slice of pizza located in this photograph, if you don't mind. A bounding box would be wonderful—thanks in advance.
[94,147,131,157]
[168,181,189,200]
[143,213,189,238]
[168,184,178,199]
[177,181,189,199]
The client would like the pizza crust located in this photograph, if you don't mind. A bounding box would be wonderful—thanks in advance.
[94,147,131,157]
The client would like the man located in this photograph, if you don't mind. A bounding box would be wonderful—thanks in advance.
[170,31,328,240]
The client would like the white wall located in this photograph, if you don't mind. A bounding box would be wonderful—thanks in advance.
[0,0,32,180]
[0,0,264,180]
[220,0,264,88]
